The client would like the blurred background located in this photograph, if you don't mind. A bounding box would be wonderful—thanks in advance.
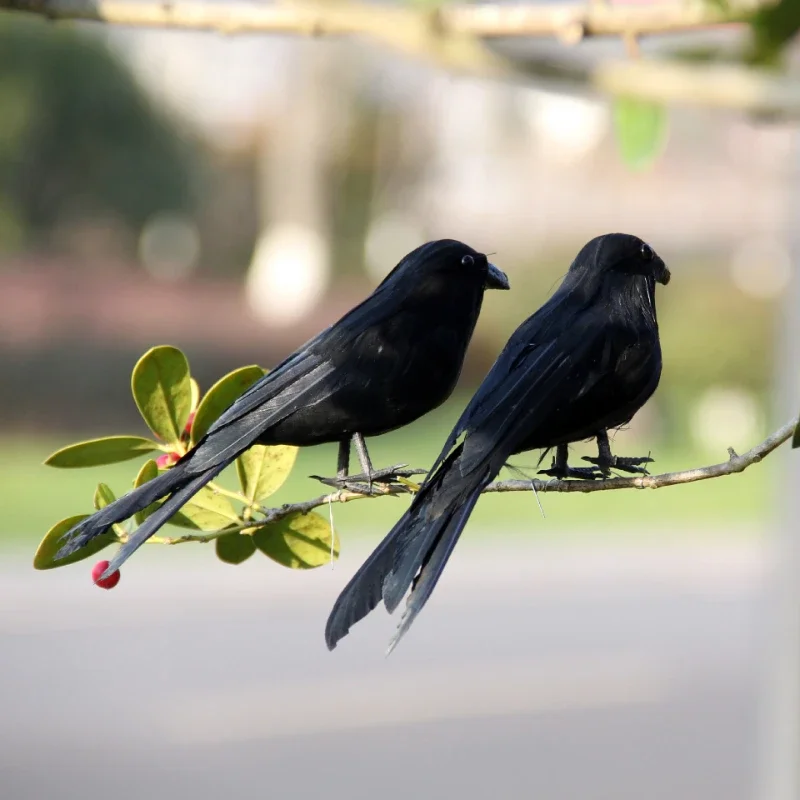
[1,5,799,800]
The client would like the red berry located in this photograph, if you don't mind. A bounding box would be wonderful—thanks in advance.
[156,452,180,469]
[91,560,120,590]
[184,411,196,435]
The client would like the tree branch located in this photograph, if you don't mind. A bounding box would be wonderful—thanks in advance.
[0,0,767,39]
[2,0,791,111]
[593,58,800,115]
[487,416,797,494]
[442,0,766,41]
[150,416,797,545]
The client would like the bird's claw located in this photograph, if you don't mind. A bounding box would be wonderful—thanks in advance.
[345,464,427,484]
[311,464,427,494]
[581,454,654,476]
[537,465,601,480]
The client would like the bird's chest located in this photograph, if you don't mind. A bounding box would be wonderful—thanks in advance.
[579,328,661,424]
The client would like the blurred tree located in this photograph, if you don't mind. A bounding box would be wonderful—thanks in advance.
[0,16,195,255]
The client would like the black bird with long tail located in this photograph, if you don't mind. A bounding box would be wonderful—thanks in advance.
[55,240,509,579]
[325,233,670,653]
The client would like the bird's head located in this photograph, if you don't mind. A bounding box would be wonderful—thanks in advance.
[570,233,671,287]
[384,239,510,293]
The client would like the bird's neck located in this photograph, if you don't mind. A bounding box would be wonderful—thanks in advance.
[574,273,659,330]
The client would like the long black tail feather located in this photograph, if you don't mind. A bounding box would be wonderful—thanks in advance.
[96,467,224,579]
[55,465,190,561]
[325,445,491,651]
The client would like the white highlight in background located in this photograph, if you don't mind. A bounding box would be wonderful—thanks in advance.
[246,223,329,326]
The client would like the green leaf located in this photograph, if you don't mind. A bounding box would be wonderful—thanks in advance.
[128,462,239,531]
[165,486,240,531]
[93,484,129,538]
[253,511,339,570]
[93,483,116,510]
[191,365,265,445]
[133,459,160,524]
[44,436,160,468]
[216,532,256,564]
[131,345,192,444]
[612,97,668,172]
[33,515,117,570]
[236,445,299,503]
[190,377,201,412]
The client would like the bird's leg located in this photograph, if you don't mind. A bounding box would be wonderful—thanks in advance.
[581,430,654,476]
[312,433,426,492]
[537,443,602,480]
[344,433,426,485]
[336,439,350,481]
[353,433,374,481]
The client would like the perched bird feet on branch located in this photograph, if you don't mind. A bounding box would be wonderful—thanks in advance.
[538,463,602,480]
[536,443,602,480]
[581,454,653,476]
[312,436,426,493]
[581,429,653,477]
[312,465,427,494]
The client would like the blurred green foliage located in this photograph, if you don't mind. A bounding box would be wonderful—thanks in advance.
[750,0,800,65]
[0,16,195,253]
[612,98,669,172]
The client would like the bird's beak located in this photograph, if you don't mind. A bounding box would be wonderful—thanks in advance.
[656,263,671,286]
[485,262,510,290]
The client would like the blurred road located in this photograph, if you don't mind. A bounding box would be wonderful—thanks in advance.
[0,536,767,800]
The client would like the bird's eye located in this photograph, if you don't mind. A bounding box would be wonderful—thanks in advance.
[461,255,475,267]
[640,243,654,261]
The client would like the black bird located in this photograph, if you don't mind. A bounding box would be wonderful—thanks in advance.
[56,240,510,578]
[325,233,670,653]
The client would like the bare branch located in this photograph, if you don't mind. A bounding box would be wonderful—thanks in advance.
[0,0,767,39]
[593,58,800,115]
[487,416,797,494]
[442,0,766,40]
[152,416,797,545]
[149,483,411,545]
[2,0,791,110]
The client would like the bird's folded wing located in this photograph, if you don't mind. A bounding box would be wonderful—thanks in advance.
[190,352,339,470]
[456,329,606,477]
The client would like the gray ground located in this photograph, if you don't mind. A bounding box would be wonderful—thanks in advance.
[0,536,769,800]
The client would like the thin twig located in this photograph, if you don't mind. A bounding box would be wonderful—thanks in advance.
[485,416,797,494]
[150,484,410,545]
[0,0,765,38]
[149,416,797,545]
[1,0,790,113]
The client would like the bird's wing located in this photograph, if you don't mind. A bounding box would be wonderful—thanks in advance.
[426,299,607,480]
[385,313,607,585]
[188,287,410,471]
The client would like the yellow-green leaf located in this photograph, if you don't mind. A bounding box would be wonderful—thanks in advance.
[190,378,201,412]
[165,486,239,531]
[236,445,298,503]
[612,97,668,172]
[92,483,128,539]
[131,345,192,444]
[216,532,256,564]
[191,365,265,445]
[44,436,159,468]
[253,511,339,570]
[93,483,116,510]
[133,459,160,524]
[33,515,117,570]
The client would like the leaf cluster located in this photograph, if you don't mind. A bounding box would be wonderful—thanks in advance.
[35,346,338,572]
